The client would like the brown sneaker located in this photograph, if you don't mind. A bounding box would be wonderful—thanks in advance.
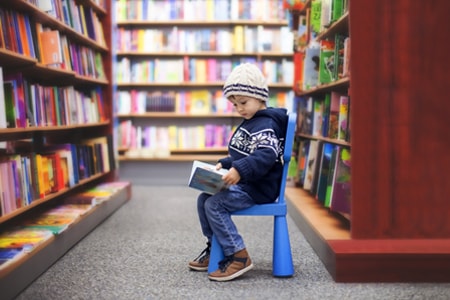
[208,248,253,281]
[188,243,210,271]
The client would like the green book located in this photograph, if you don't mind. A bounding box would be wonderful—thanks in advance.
[324,145,339,207]
[311,0,322,35]
[3,81,16,128]
[332,0,344,22]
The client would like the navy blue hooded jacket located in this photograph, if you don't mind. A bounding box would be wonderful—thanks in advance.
[218,107,288,204]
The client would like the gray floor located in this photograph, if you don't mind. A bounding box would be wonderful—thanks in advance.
[16,185,450,300]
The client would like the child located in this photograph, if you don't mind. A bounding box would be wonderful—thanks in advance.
[188,63,288,281]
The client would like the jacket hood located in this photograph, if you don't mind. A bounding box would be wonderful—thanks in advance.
[254,107,288,129]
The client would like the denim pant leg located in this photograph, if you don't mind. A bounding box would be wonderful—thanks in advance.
[203,185,255,256]
[197,192,213,241]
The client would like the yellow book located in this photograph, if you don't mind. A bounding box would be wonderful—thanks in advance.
[189,90,211,114]
[168,125,178,150]
[79,4,88,37]
[195,59,207,83]
[233,25,244,52]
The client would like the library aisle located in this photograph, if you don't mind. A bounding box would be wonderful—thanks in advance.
[14,186,449,299]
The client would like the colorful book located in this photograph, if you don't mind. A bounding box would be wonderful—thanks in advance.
[0,227,53,251]
[39,30,62,66]
[328,91,342,139]
[330,147,351,215]
[319,39,335,84]
[316,143,335,204]
[338,95,349,141]
[324,145,339,208]
[188,160,229,195]
[302,140,320,191]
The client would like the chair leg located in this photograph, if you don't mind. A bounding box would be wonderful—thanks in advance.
[208,234,225,273]
[272,215,295,277]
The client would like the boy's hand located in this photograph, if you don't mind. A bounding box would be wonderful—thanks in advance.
[222,167,240,185]
[215,163,222,170]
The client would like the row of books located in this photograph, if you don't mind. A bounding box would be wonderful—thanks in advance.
[0,181,129,270]
[115,0,287,22]
[116,25,292,54]
[311,0,348,34]
[117,90,234,114]
[0,7,106,75]
[117,89,295,115]
[0,136,114,217]
[297,91,350,142]
[25,0,106,46]
[294,35,349,92]
[0,69,107,129]
[118,121,234,151]
[116,57,294,85]
[295,139,351,216]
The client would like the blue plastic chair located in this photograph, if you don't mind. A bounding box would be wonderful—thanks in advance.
[207,112,296,277]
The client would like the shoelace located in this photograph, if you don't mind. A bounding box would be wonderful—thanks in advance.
[194,246,210,262]
[218,256,233,272]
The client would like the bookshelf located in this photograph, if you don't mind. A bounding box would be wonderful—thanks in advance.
[286,0,450,282]
[113,0,294,162]
[0,1,131,298]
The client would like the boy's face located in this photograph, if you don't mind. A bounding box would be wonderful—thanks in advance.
[229,96,266,120]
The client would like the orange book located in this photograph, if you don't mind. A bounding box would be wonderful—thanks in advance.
[16,14,30,57]
[39,30,62,65]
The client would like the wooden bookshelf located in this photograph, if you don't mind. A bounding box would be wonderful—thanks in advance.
[114,0,294,162]
[286,0,450,282]
[0,1,131,298]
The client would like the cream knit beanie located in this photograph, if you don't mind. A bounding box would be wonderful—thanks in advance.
[223,63,269,102]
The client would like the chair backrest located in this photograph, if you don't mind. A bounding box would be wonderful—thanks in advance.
[277,112,297,205]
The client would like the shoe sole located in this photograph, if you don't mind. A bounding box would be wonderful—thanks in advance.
[188,265,208,272]
[207,263,254,282]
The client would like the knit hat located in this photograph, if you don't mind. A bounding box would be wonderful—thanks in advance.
[223,63,269,102]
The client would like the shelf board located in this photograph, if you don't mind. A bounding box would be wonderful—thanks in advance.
[116,82,292,89]
[296,134,351,147]
[296,77,350,96]
[117,112,240,118]
[116,20,288,27]
[115,51,292,57]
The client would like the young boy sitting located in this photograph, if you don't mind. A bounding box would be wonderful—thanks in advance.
[189,63,288,281]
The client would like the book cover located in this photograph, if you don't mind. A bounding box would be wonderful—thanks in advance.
[312,97,324,136]
[338,95,349,141]
[297,96,313,135]
[0,66,6,128]
[295,139,309,187]
[0,227,53,250]
[188,160,228,195]
[324,145,339,208]
[316,143,335,204]
[302,140,320,191]
[319,39,335,84]
[330,147,351,215]
[39,30,62,66]
[302,45,320,90]
[0,247,26,269]
[328,91,342,139]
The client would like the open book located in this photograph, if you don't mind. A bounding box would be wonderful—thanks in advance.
[188,160,229,195]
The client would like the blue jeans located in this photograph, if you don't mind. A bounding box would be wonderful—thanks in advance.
[197,185,255,256]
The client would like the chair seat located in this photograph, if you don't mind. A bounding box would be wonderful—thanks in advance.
[232,202,286,216]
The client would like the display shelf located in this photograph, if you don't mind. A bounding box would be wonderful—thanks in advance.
[286,0,450,282]
[0,1,131,297]
[0,183,131,300]
[114,0,293,162]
